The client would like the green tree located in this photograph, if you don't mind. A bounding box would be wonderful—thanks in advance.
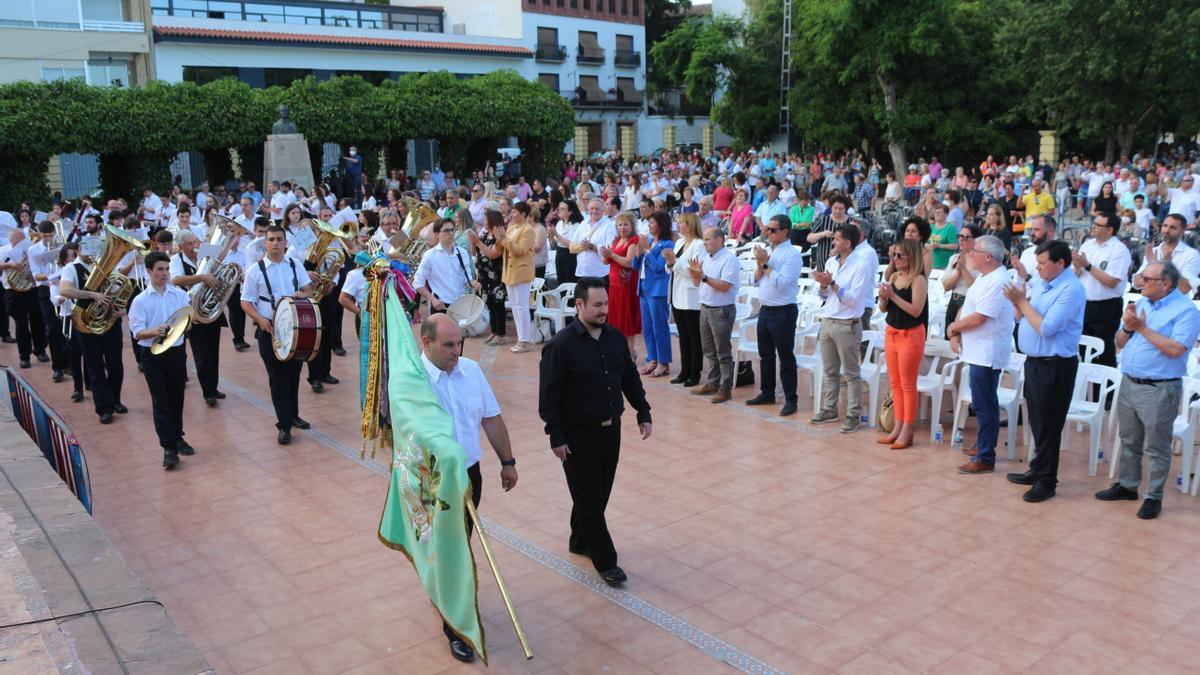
[999,0,1200,162]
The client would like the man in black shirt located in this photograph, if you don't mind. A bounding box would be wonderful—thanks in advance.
[538,276,652,587]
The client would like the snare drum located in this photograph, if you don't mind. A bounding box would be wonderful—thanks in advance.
[447,294,489,337]
[273,296,322,361]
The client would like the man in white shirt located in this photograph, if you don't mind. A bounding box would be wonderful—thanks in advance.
[240,225,313,445]
[688,226,740,403]
[139,186,163,226]
[1075,212,1132,369]
[747,215,803,416]
[0,229,47,369]
[58,237,128,424]
[753,184,786,235]
[948,234,1014,474]
[169,231,226,406]
[570,199,617,280]
[1160,175,1199,226]
[1134,214,1199,293]
[1011,215,1057,294]
[128,251,193,469]
[810,223,873,433]
[414,219,477,314]
[1084,162,1113,216]
[27,221,66,379]
[419,312,518,663]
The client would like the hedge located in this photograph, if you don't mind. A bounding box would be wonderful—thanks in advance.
[0,70,574,209]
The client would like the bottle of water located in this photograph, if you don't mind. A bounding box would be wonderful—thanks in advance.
[933,424,944,445]
[952,430,963,448]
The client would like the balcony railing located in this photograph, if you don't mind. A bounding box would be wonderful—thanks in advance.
[535,44,567,62]
[149,0,443,33]
[563,89,643,110]
[577,45,605,64]
[83,20,145,32]
[614,50,640,67]
[0,18,145,32]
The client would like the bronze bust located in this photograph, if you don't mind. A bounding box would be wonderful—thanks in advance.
[272,104,299,134]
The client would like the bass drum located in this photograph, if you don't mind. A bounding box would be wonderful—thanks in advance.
[273,297,322,362]
[447,294,489,337]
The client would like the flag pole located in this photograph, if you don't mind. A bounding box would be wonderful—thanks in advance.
[466,501,533,660]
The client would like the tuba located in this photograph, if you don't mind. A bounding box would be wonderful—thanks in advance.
[72,225,147,334]
[5,256,35,292]
[305,218,354,301]
[389,196,439,267]
[191,214,251,324]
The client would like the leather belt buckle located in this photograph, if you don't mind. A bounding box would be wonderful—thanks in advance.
[599,419,613,427]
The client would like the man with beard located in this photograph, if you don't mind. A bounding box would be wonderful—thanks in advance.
[1133,214,1199,294]
[1010,215,1058,291]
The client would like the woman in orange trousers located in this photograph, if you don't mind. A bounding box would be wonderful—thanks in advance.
[877,238,928,449]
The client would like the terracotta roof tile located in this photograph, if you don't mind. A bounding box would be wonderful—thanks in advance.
[153,26,531,57]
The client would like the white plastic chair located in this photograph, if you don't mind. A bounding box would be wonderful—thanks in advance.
[859,330,887,428]
[916,339,962,437]
[1079,335,1104,364]
[1109,376,1200,495]
[951,353,1027,460]
[735,318,759,363]
[1040,363,1120,477]
[533,282,575,334]
[794,324,824,410]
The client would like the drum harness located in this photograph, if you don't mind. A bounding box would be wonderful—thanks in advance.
[257,257,300,318]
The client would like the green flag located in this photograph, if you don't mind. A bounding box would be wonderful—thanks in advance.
[375,283,486,662]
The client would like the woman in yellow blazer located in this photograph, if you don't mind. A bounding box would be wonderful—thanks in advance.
[499,201,537,353]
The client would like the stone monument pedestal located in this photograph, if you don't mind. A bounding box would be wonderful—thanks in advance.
[264,133,315,191]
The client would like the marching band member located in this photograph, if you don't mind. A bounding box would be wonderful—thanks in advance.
[284,212,340,393]
[171,230,225,406]
[128,251,193,470]
[27,221,67,380]
[51,243,85,402]
[0,229,47,369]
[414,218,478,316]
[240,225,313,445]
[58,234,127,425]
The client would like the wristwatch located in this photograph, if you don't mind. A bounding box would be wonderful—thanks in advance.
[701,275,709,284]
[1085,264,1093,272]
[500,458,516,467]
[761,263,769,270]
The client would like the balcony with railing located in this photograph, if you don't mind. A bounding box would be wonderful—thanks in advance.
[149,0,443,33]
[577,45,605,65]
[614,50,640,67]
[535,43,567,62]
[0,18,145,32]
[564,86,643,110]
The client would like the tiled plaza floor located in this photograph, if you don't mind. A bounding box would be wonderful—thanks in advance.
[4,323,1200,674]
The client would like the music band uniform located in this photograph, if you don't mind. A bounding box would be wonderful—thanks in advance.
[62,259,125,422]
[241,255,311,437]
[128,280,190,467]
[171,251,224,402]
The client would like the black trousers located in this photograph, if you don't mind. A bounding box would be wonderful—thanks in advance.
[4,289,41,360]
[1024,356,1078,488]
[142,344,186,451]
[944,294,966,340]
[672,307,702,382]
[256,327,303,430]
[306,292,337,383]
[35,286,65,370]
[65,320,84,392]
[443,462,483,642]
[226,284,246,344]
[562,421,622,573]
[78,327,124,416]
[758,304,799,403]
[328,264,351,351]
[1083,298,1121,368]
[554,249,577,285]
[0,287,9,336]
[190,320,222,398]
[486,295,507,336]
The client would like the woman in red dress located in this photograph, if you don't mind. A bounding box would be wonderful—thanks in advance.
[601,211,643,357]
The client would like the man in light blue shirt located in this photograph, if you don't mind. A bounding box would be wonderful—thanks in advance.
[1096,261,1200,519]
[747,214,803,416]
[753,184,785,234]
[1002,240,1085,501]
[689,226,740,403]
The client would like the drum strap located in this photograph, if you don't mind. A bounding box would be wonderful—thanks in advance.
[257,258,299,307]
[454,249,472,288]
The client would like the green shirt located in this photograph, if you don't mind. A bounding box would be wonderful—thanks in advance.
[788,204,814,229]
[929,223,957,269]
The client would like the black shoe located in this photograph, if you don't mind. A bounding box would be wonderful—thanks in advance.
[669,374,687,384]
[1,336,15,344]
[682,378,700,387]
[70,390,83,402]
[600,567,627,587]
[34,352,49,363]
[138,363,143,373]
[745,395,775,406]
[292,417,311,430]
[99,413,113,425]
[205,396,217,407]
[333,346,347,356]
[1095,483,1139,501]
[1137,498,1162,520]
[779,402,797,417]
[321,375,339,385]
[1023,483,1056,503]
[214,391,226,399]
[52,370,64,382]
[1006,470,1036,486]
[277,429,292,445]
[113,403,128,414]
[309,380,324,393]
[19,359,30,369]
[447,637,475,663]
[163,453,180,470]
[176,441,195,456]
[233,340,250,352]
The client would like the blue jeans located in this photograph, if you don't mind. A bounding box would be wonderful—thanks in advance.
[969,365,1002,465]
[639,295,671,365]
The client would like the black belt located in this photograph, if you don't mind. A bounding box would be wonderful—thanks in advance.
[1126,376,1181,385]
[1026,355,1076,363]
[760,304,796,311]
[1087,298,1122,304]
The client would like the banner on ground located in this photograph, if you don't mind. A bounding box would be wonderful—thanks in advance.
[5,368,92,514]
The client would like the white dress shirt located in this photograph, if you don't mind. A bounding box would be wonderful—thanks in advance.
[141,193,163,223]
[240,255,308,320]
[26,241,55,287]
[341,267,366,307]
[60,260,91,292]
[670,238,705,310]
[128,283,190,348]
[754,241,803,306]
[1136,241,1200,288]
[1166,187,1200,224]
[698,246,740,307]
[572,218,617,278]
[413,244,473,304]
[421,353,500,467]
[819,251,872,319]
[958,266,1015,369]
[169,251,201,286]
[1077,237,1131,300]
